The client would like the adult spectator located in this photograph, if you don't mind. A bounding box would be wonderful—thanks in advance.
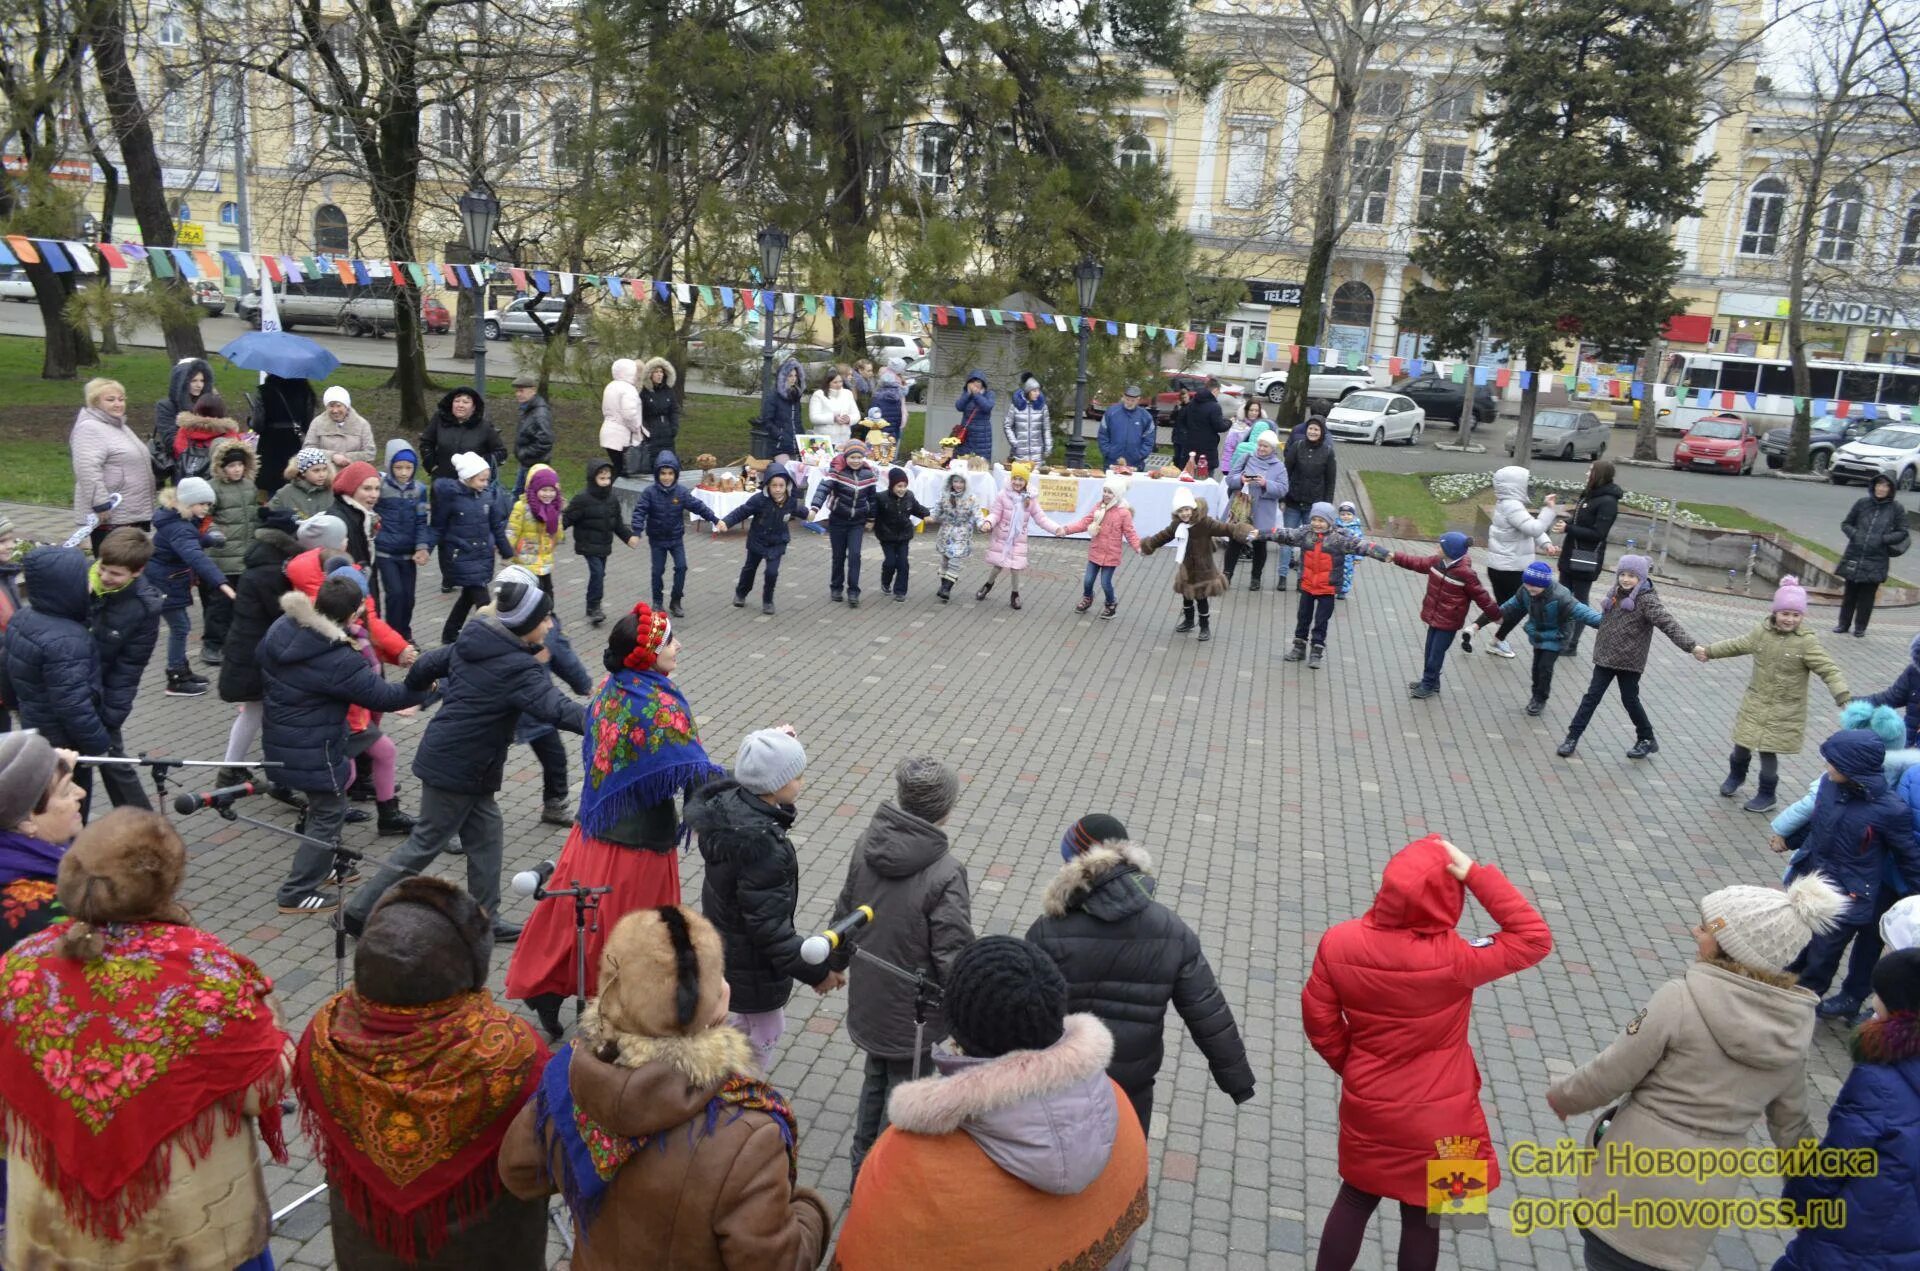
[952,370,996,462]
[1222,398,1269,468]
[71,377,155,552]
[759,356,807,458]
[305,386,377,469]
[418,388,506,483]
[0,732,84,955]
[809,368,859,447]
[256,374,318,498]
[1276,417,1337,591]
[638,357,679,471]
[151,356,213,481]
[1169,376,1228,474]
[1835,472,1910,638]
[1558,458,1623,653]
[1097,384,1156,468]
[511,375,554,496]
[599,358,644,475]
[1482,465,1561,659]
[1003,375,1053,465]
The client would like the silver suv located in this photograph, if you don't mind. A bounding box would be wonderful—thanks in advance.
[238,277,397,335]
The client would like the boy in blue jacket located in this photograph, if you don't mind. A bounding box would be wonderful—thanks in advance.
[431,452,514,646]
[721,467,818,615]
[1464,560,1602,716]
[1866,633,1920,747]
[372,439,429,641]
[144,476,236,696]
[630,449,717,618]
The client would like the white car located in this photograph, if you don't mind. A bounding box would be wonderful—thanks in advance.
[0,268,34,301]
[1829,426,1920,489]
[1325,392,1426,445]
[1253,365,1382,404]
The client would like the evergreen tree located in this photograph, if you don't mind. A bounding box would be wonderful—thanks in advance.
[1404,0,1710,457]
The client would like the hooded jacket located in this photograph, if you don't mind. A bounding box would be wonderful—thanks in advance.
[688,779,831,1014]
[1169,389,1228,474]
[1025,844,1254,1129]
[404,617,585,795]
[807,451,878,527]
[152,356,214,473]
[144,499,228,612]
[207,437,261,577]
[871,368,907,434]
[981,484,1063,571]
[1839,487,1912,585]
[1704,619,1850,755]
[1098,401,1156,468]
[170,409,243,483]
[303,405,377,466]
[258,591,423,791]
[721,480,810,556]
[829,803,973,1060]
[598,359,645,452]
[2,549,112,754]
[1868,638,1920,748]
[430,476,513,588]
[952,372,996,459]
[1560,480,1623,575]
[562,459,634,557]
[637,357,679,448]
[71,404,155,527]
[1004,387,1052,464]
[833,1015,1148,1271]
[1796,730,1920,922]
[631,451,718,542]
[1283,429,1339,509]
[1485,466,1557,571]
[1776,1012,1920,1270]
[759,357,806,457]
[286,547,409,667]
[1547,959,1819,1271]
[1385,548,1500,631]
[1227,445,1289,533]
[515,391,555,468]
[507,463,565,575]
[1301,835,1553,1207]
[1485,580,1602,652]
[419,390,507,482]
[89,562,163,733]
[219,527,301,704]
[373,439,429,555]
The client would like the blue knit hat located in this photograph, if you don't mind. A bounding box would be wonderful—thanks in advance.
[1439,531,1470,562]
[327,564,369,595]
[1522,560,1554,587]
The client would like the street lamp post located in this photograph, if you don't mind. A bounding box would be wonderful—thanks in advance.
[757,226,789,403]
[1065,255,1103,468]
[458,188,501,395]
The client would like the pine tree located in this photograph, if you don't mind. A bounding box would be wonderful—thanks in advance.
[1404,0,1711,457]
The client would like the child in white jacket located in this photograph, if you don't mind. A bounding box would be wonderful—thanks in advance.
[1482,465,1564,658]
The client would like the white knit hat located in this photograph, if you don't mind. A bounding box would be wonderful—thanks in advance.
[1170,486,1196,513]
[1883,896,1920,952]
[1700,875,1848,972]
[174,477,215,507]
[452,452,490,482]
[1102,473,1131,499]
[323,386,352,408]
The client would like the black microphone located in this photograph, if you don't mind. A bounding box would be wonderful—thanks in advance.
[800,905,874,965]
[173,781,261,815]
[512,860,556,898]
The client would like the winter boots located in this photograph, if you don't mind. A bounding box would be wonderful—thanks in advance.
[975,578,994,602]
[1282,639,1307,662]
[1556,736,1579,758]
[937,578,954,603]
[541,799,573,826]
[1525,698,1545,717]
[1009,591,1021,611]
[1308,644,1325,669]
[1101,602,1117,619]
[733,591,748,607]
[165,667,209,697]
[376,798,414,836]
[587,605,607,627]
[1076,595,1094,613]
[1174,610,1196,635]
[1627,737,1659,760]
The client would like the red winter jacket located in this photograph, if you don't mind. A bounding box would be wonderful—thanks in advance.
[286,548,409,665]
[1301,835,1553,1207]
[1388,551,1499,631]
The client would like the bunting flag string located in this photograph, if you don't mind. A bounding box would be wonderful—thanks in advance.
[1,230,1906,422]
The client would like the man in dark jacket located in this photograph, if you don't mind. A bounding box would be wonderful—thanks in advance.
[510,376,554,497]
[828,756,973,1178]
[88,528,162,815]
[759,356,806,458]
[3,549,126,820]
[688,727,840,1073]
[418,387,508,482]
[630,449,718,618]
[872,468,931,601]
[1025,813,1256,1132]
[952,370,995,462]
[259,575,427,915]
[1278,418,1338,589]
[1169,379,1229,475]
[344,566,585,942]
[722,467,814,614]
[561,458,636,625]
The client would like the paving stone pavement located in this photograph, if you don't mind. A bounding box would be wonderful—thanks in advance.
[6,494,1907,1270]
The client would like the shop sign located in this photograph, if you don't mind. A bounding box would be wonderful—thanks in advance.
[1719,290,1915,330]
[1246,278,1304,307]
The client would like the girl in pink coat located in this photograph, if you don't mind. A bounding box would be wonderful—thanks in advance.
[976,462,1062,610]
[1057,473,1142,618]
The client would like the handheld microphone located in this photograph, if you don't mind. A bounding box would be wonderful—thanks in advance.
[511,860,556,898]
[173,781,260,815]
[799,905,874,965]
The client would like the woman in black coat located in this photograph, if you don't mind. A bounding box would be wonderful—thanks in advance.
[1025,837,1256,1132]
[215,524,302,800]
[1559,458,1623,651]
[1836,473,1911,637]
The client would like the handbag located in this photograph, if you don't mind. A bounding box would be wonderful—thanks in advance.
[1565,541,1602,573]
[1226,489,1254,526]
[622,443,646,478]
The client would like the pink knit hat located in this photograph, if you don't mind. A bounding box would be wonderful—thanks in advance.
[1771,575,1808,614]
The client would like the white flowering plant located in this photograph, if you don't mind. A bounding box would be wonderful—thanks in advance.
[1420,473,1722,529]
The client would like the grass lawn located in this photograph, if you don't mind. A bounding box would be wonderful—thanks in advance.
[1355,472,1452,536]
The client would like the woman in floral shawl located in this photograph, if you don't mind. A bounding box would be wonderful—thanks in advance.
[0,807,291,1271]
[505,599,723,1040]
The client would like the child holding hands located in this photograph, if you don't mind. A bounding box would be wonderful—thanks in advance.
[1056,474,1143,618]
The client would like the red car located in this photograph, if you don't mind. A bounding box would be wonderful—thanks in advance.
[1672,413,1758,475]
[421,295,451,334]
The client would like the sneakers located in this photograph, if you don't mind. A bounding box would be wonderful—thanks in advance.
[1626,737,1659,760]
[343,808,370,824]
[762,600,776,616]
[1816,993,1863,1020]
[892,593,906,602]
[541,800,573,826]
[588,606,607,627]
[1101,603,1117,619]
[1525,698,1545,717]
[277,893,340,916]
[268,785,308,813]
[669,599,685,618]
[1076,595,1095,613]
[1489,640,1517,659]
[214,765,252,789]
[1282,639,1307,662]
[201,645,223,666]
[733,592,747,608]
[1408,682,1439,700]
[1308,644,1325,669]
[832,590,846,603]
[492,921,523,945]
[1247,575,1261,593]
[1556,737,1578,758]
[327,862,362,887]
[165,667,209,697]
[848,595,861,609]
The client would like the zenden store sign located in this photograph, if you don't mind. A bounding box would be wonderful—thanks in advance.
[1719,290,1916,331]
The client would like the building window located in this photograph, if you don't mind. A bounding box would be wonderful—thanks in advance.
[1331,281,1375,327]
[551,101,579,170]
[161,71,188,145]
[1417,142,1467,221]
[436,105,459,154]
[219,201,238,226]
[1428,86,1473,124]
[1739,175,1787,257]
[1815,181,1863,263]
[1348,139,1390,225]
[1899,195,1920,268]
[1116,133,1154,172]
[156,11,187,45]
[1223,124,1268,210]
[173,200,192,222]
[1356,77,1405,120]
[915,125,953,195]
[492,106,522,161]
[324,107,353,151]
[314,203,349,253]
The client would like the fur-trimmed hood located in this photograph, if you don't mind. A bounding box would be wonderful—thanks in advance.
[277,588,349,643]
[1042,843,1156,919]
[210,435,258,481]
[640,355,676,389]
[578,1001,755,1086]
[887,1013,1119,1195]
[568,1000,764,1143]
[1854,1011,1920,1065]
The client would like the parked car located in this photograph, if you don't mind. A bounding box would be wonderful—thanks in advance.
[869,331,930,364]
[1390,375,1498,425]
[1672,413,1758,475]
[1830,425,1920,489]
[1252,365,1382,405]
[483,297,585,341]
[238,277,397,334]
[0,267,32,301]
[421,294,451,334]
[1760,414,1868,474]
[189,280,227,316]
[1508,408,1609,461]
[904,353,930,403]
[1326,391,1426,446]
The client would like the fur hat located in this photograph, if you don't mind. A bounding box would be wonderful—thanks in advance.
[331,461,378,496]
[1439,531,1471,562]
[452,452,491,483]
[895,755,959,824]
[1772,575,1808,614]
[1874,947,1920,1015]
[1060,813,1129,861]
[1522,560,1555,587]
[174,476,215,507]
[1700,874,1847,973]
[355,878,492,1006]
[735,729,806,796]
[944,936,1067,1058]
[56,809,189,959]
[297,513,348,551]
[0,731,59,830]
[597,906,726,1038]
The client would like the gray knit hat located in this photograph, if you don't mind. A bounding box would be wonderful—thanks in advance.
[1701,875,1849,972]
[174,477,215,507]
[296,513,348,551]
[490,564,553,636]
[735,729,807,796]
[0,731,59,830]
[895,755,959,824]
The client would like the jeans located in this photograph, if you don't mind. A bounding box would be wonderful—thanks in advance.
[851,1052,926,1181]
[879,540,911,596]
[277,789,350,906]
[1839,579,1879,634]
[1487,567,1525,642]
[346,785,507,926]
[1274,505,1307,577]
[650,540,689,603]
[1294,591,1335,645]
[201,580,235,651]
[1082,561,1117,605]
[1530,648,1559,702]
[737,548,784,601]
[1420,625,1453,690]
[828,522,865,596]
[442,585,489,645]
[527,730,570,803]
[583,553,608,613]
[75,728,153,822]
[375,556,417,642]
[163,607,191,669]
[1314,1181,1439,1271]
[1789,920,1872,997]
[729,1009,785,1074]
[1838,888,1897,1003]
[1566,667,1652,741]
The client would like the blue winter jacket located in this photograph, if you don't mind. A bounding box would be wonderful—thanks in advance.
[374,439,428,554]
[630,451,718,544]
[1868,643,1920,747]
[91,571,163,732]
[2,549,112,754]
[1098,402,1156,467]
[143,505,227,611]
[403,617,586,796]
[514,616,594,745]
[953,371,996,460]
[872,375,907,437]
[1795,730,1920,924]
[1775,1014,1920,1270]
[758,357,806,457]
[257,591,424,792]
[1487,581,1603,653]
[429,477,512,588]
[1335,513,1365,593]
[723,488,813,555]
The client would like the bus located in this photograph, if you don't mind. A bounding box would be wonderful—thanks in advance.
[1650,353,1920,433]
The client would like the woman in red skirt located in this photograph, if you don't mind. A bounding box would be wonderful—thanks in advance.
[505,600,723,1039]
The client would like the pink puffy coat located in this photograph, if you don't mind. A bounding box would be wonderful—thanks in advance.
[1058,501,1142,568]
[982,486,1061,569]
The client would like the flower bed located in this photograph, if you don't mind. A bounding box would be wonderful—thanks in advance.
[1422,473,1723,529]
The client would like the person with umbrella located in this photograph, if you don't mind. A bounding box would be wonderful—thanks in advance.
[219,331,340,498]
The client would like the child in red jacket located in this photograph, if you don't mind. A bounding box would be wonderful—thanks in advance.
[1264,499,1378,669]
[1372,531,1499,700]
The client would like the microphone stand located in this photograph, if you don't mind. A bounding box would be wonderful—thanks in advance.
[77,755,285,805]
[531,878,613,1031]
[844,943,944,1081]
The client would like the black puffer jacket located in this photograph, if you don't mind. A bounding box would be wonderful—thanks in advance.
[417,388,508,481]
[90,571,163,733]
[404,617,586,795]
[1561,480,1623,575]
[1839,489,1912,585]
[561,459,633,557]
[1170,390,1228,473]
[1025,843,1255,1129]
[257,591,422,792]
[2,549,112,754]
[688,778,830,1014]
[219,527,301,703]
[1284,433,1339,509]
[638,357,679,451]
[871,487,931,545]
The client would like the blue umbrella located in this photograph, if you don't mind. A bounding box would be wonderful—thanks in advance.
[217,330,341,380]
